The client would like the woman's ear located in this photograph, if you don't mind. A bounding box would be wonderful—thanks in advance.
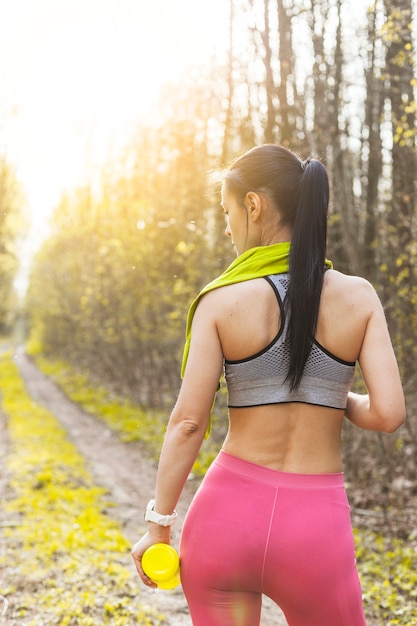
[244,191,262,221]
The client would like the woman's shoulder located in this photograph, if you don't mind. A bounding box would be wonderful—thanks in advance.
[196,278,277,336]
[323,269,381,314]
[316,270,382,361]
[325,268,373,287]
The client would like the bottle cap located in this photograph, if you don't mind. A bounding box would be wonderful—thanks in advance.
[142,543,180,588]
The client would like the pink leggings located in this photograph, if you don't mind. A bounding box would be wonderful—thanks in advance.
[179,451,366,626]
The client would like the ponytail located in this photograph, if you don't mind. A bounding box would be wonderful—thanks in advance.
[285,159,329,390]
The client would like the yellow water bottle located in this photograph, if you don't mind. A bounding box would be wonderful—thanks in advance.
[142,543,181,589]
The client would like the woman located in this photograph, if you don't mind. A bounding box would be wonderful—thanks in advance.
[132,144,405,626]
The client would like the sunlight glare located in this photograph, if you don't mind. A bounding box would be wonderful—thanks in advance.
[1,0,229,295]
[1,0,229,225]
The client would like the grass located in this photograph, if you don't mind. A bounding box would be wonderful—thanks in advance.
[355,529,417,624]
[0,351,165,625]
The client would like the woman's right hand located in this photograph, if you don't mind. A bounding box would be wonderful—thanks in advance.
[131,530,170,588]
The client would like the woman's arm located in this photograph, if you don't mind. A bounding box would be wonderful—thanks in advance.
[131,293,224,585]
[345,281,406,432]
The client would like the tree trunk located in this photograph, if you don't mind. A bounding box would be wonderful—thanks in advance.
[277,0,295,147]
[261,0,277,142]
[382,0,416,390]
[362,2,384,281]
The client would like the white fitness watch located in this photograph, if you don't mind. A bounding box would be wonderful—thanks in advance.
[144,499,178,527]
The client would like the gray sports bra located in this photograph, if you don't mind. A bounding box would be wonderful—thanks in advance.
[224,274,356,409]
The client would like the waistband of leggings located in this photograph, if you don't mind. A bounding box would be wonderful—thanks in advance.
[216,450,345,489]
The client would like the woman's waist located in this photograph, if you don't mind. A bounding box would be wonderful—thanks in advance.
[216,449,345,489]
[221,442,343,475]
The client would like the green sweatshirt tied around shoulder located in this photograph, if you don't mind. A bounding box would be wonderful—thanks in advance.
[180,242,332,438]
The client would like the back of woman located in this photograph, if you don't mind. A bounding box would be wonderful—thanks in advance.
[212,268,386,474]
[132,144,406,626]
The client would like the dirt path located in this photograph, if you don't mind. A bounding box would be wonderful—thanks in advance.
[10,350,285,626]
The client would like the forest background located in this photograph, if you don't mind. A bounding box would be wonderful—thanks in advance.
[1,0,417,570]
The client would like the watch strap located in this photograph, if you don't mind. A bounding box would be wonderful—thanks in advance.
[145,499,178,527]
